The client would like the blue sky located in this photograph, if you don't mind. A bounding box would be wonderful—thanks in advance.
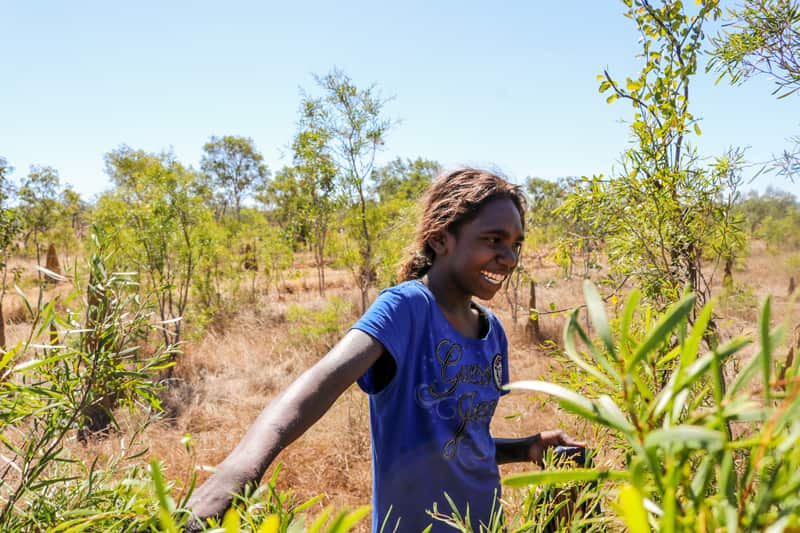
[2,1,798,200]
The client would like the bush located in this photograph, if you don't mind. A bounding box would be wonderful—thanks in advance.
[0,229,174,530]
[503,281,800,532]
[286,295,353,349]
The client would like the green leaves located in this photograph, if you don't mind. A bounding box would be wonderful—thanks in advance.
[643,426,724,452]
[505,281,800,532]
[583,280,616,359]
[503,468,629,488]
[617,485,651,533]
[629,293,695,372]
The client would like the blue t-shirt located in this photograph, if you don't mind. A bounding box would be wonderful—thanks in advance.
[352,280,510,533]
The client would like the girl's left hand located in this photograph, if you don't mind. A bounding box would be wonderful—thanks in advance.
[527,430,586,465]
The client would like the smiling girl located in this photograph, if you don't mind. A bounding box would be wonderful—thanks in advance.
[187,168,581,532]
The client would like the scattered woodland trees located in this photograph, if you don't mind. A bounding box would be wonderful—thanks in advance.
[286,107,339,295]
[0,158,19,349]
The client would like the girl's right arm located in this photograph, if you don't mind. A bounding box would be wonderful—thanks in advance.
[185,329,384,529]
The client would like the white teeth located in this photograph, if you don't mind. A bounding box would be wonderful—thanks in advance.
[481,271,505,285]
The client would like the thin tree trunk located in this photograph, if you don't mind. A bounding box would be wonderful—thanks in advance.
[358,186,372,313]
[526,280,542,343]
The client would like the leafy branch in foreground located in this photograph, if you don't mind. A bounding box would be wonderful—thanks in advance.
[506,280,800,532]
[709,0,800,98]
[0,228,174,530]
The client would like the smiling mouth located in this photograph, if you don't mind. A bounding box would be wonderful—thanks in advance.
[480,270,507,286]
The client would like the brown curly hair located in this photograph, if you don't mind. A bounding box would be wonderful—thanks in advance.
[398,168,527,282]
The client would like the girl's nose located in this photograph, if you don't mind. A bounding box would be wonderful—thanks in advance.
[497,245,517,267]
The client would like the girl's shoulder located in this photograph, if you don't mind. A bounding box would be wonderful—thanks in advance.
[379,279,434,304]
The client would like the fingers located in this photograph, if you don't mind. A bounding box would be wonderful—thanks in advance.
[540,429,586,448]
[559,434,587,447]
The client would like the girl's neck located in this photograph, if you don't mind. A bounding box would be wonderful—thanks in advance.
[420,272,485,339]
[420,270,473,316]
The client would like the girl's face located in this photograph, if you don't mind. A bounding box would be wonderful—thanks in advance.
[433,196,524,301]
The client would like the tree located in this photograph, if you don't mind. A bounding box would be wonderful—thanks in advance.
[262,166,312,245]
[562,0,745,310]
[372,157,439,202]
[735,186,798,232]
[60,186,89,238]
[18,165,61,268]
[301,68,394,311]
[97,146,213,347]
[291,122,338,295]
[201,135,270,221]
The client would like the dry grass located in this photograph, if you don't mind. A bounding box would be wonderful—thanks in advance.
[7,245,796,531]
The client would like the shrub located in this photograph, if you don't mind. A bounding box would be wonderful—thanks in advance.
[503,281,800,532]
[0,229,174,530]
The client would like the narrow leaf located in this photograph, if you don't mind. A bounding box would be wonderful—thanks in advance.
[506,380,597,421]
[644,426,723,452]
[629,294,695,372]
[503,468,629,487]
[257,515,280,533]
[617,484,651,533]
[584,280,617,360]
[563,310,615,387]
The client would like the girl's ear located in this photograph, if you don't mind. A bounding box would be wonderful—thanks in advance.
[428,230,449,256]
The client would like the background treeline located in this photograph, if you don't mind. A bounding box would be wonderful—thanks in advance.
[0,0,799,531]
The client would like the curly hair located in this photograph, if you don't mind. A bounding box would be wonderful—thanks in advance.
[398,168,527,282]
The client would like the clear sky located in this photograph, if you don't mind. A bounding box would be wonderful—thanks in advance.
[2,1,798,201]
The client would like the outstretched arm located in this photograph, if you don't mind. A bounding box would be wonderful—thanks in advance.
[185,329,384,529]
[495,430,585,466]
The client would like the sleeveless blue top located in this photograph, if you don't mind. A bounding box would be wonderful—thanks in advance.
[353,280,509,532]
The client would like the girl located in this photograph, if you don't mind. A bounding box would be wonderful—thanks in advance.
[186,168,582,532]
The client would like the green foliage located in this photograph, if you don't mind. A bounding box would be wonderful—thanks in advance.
[174,464,368,533]
[18,164,67,261]
[506,281,800,531]
[564,0,745,308]
[709,0,800,98]
[95,145,216,345]
[0,229,174,530]
[735,187,799,234]
[301,68,394,312]
[709,0,800,182]
[0,158,22,347]
[201,135,270,221]
[524,176,572,249]
[435,450,610,532]
[541,177,603,279]
[284,113,339,295]
[372,157,439,203]
[372,195,419,287]
[760,209,800,251]
[286,295,352,349]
